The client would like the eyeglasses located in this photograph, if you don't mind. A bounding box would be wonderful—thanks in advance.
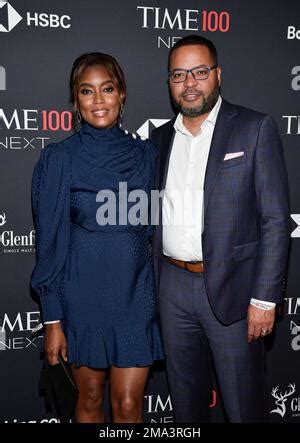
[168,65,218,83]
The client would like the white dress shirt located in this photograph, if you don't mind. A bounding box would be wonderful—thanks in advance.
[163,96,222,261]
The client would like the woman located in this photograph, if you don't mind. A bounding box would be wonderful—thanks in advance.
[31,52,164,423]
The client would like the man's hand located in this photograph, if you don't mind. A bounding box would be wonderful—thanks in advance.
[247,304,275,342]
[44,322,67,365]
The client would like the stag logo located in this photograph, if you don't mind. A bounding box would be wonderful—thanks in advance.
[270,383,296,417]
[0,213,6,226]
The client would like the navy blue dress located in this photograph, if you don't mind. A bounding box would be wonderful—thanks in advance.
[31,122,164,368]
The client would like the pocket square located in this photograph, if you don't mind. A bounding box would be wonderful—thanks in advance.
[224,151,244,161]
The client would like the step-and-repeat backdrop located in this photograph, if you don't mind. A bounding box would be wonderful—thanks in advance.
[0,0,299,423]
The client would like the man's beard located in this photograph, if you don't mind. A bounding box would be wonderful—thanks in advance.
[172,85,219,118]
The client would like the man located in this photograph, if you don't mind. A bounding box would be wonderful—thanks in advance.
[151,35,290,423]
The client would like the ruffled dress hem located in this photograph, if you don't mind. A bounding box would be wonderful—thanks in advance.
[64,320,164,369]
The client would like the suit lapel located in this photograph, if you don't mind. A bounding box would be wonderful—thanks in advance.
[159,120,175,190]
[155,119,175,254]
[204,100,238,215]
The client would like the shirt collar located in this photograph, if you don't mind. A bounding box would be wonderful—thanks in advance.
[174,95,222,136]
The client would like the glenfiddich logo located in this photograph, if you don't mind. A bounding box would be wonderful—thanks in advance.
[0,212,35,254]
[0,212,6,226]
[270,383,296,417]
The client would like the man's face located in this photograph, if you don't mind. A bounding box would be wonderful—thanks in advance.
[169,45,221,118]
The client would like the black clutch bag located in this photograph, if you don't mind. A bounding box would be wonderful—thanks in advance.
[40,355,78,423]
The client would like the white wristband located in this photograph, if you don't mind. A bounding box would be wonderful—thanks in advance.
[250,298,276,310]
[44,320,61,324]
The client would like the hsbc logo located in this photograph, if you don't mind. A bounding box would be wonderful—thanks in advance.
[0,2,71,32]
[137,119,169,138]
[291,214,300,237]
[0,2,22,32]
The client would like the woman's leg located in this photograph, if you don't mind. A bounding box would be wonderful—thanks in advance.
[71,365,107,423]
[110,366,150,423]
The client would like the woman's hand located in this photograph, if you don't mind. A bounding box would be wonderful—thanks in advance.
[44,322,68,365]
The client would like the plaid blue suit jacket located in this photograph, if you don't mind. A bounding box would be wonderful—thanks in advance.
[151,99,290,324]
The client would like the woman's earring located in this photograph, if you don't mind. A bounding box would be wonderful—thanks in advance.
[76,110,82,124]
[119,103,124,126]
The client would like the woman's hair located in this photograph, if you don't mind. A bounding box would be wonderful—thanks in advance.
[70,52,126,130]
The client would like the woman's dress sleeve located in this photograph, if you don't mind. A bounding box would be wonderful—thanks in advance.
[31,144,70,322]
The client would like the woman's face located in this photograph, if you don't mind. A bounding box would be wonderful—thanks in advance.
[76,65,124,129]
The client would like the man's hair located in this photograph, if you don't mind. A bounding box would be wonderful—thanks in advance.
[168,35,218,69]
